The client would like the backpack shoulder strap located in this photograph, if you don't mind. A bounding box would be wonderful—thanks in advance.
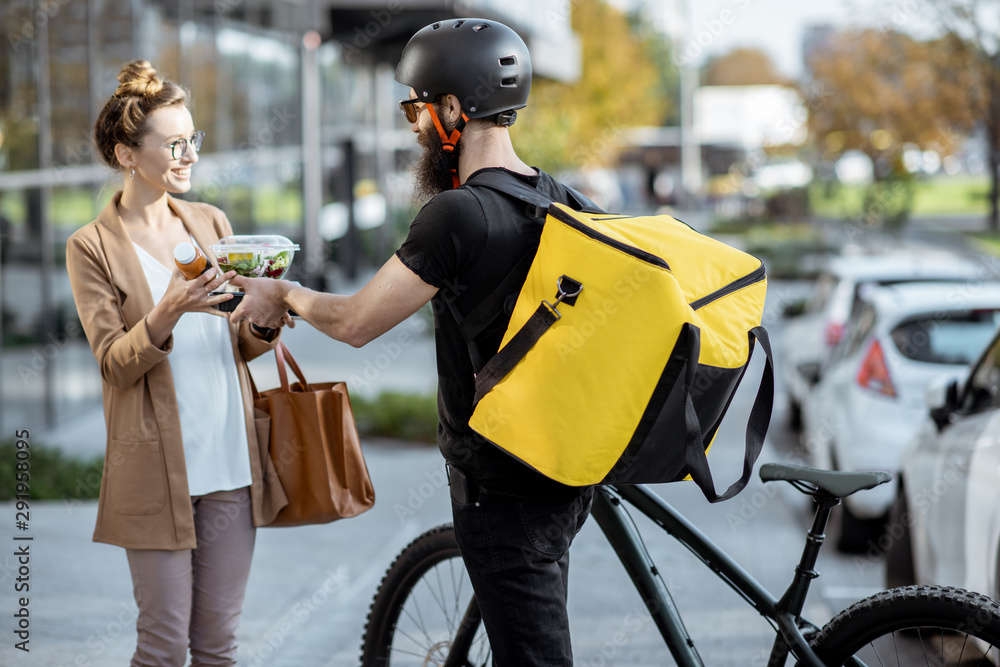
[467,170,605,215]
[447,172,602,371]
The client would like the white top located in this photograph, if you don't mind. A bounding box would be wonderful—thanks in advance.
[132,241,253,497]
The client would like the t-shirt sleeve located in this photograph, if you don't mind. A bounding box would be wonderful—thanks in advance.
[395,189,487,290]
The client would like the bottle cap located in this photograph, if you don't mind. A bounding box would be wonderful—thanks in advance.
[174,242,197,264]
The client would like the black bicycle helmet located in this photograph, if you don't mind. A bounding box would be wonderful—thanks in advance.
[395,18,532,122]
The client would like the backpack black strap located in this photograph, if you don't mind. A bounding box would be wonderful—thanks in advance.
[679,325,773,503]
[467,170,604,215]
[473,300,558,403]
[445,249,535,372]
[446,171,602,371]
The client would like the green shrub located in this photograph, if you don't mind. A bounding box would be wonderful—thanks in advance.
[0,440,103,501]
[352,390,438,444]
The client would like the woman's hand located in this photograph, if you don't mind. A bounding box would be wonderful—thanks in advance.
[145,267,237,349]
[161,266,237,316]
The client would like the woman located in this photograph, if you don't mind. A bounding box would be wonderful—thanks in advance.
[67,60,288,666]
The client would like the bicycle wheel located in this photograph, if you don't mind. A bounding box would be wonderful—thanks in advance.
[808,585,1000,665]
[360,524,492,667]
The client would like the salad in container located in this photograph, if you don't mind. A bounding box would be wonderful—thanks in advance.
[210,235,300,312]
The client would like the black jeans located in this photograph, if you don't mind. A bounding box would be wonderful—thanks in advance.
[449,465,594,667]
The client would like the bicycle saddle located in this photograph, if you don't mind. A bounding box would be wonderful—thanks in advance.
[759,462,891,498]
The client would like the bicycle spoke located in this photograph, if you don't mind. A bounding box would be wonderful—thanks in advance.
[917,627,929,667]
[449,558,464,630]
[382,556,487,667]
[395,623,434,656]
[430,564,453,630]
[388,643,439,660]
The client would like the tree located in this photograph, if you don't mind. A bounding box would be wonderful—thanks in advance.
[932,0,1000,231]
[511,0,671,172]
[702,48,788,87]
[805,28,975,228]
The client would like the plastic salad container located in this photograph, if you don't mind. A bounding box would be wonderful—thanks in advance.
[209,235,300,312]
[210,235,299,280]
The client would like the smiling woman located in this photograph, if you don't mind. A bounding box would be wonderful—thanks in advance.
[64,59,290,667]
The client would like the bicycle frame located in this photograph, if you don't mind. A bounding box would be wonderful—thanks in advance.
[594,484,840,667]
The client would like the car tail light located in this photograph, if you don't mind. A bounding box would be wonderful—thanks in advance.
[856,339,897,397]
[824,320,846,347]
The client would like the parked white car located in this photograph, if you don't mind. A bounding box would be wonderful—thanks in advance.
[781,251,988,429]
[800,281,1000,552]
[887,328,1000,596]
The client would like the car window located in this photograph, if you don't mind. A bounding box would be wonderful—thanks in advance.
[827,302,876,366]
[806,273,838,314]
[891,310,1000,365]
[964,333,1000,413]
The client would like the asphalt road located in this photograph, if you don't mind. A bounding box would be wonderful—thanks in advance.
[1,280,890,666]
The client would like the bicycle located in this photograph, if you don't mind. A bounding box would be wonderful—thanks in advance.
[359,462,1000,666]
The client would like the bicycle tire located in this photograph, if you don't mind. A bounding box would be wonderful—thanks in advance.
[807,585,1000,665]
[359,524,492,667]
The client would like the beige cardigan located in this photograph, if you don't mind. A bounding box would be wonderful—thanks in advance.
[66,192,288,549]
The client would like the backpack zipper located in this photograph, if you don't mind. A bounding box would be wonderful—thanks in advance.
[689,264,766,311]
[550,207,670,270]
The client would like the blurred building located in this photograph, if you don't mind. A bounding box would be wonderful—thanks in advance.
[801,23,835,77]
[618,84,807,211]
[0,0,581,435]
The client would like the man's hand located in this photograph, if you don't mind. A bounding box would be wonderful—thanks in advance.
[229,276,293,329]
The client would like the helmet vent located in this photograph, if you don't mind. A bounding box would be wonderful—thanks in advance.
[501,77,517,87]
[473,23,490,32]
[453,20,465,28]
[499,56,517,67]
[431,22,441,29]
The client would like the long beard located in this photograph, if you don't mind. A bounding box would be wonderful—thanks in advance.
[411,123,460,205]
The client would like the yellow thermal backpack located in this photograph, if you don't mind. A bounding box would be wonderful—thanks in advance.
[460,172,773,502]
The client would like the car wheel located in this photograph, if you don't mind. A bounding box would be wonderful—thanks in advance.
[836,503,886,554]
[884,485,916,589]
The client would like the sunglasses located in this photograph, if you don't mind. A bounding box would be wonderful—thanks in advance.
[399,98,425,124]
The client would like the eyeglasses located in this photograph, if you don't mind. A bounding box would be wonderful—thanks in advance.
[399,99,425,124]
[157,131,205,159]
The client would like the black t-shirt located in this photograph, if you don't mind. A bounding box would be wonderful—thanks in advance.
[396,167,585,497]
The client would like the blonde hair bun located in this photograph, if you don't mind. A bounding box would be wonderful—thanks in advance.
[113,60,164,99]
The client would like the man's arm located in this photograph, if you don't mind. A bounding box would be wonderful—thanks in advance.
[229,254,438,347]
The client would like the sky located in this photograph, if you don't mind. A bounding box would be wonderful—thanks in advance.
[683,0,938,78]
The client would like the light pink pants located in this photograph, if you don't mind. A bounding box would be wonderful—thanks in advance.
[126,487,256,667]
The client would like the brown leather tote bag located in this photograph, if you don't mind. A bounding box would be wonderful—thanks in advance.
[252,342,375,527]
